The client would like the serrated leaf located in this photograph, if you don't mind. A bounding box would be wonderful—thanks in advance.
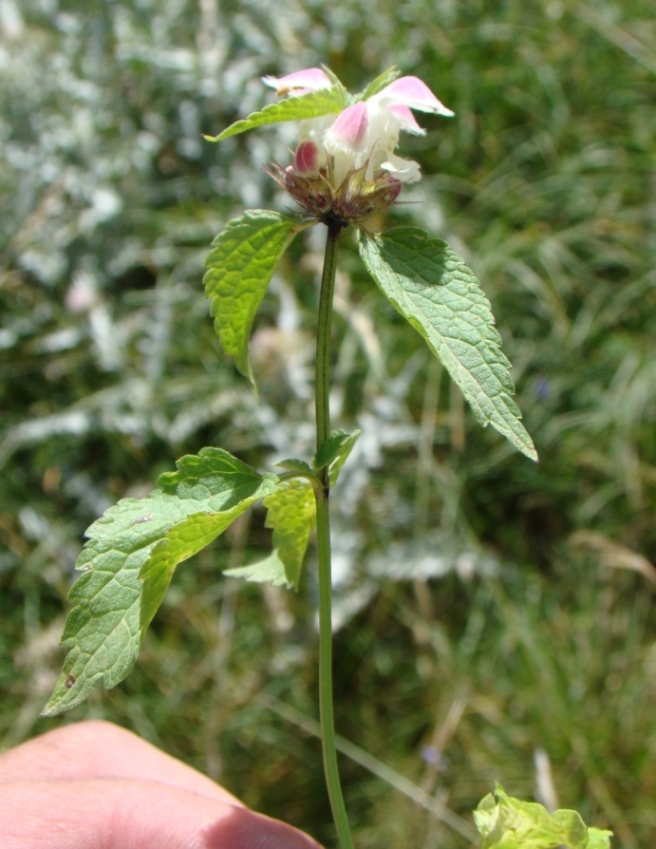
[358,228,537,461]
[357,66,402,100]
[203,211,305,387]
[224,551,288,586]
[204,86,348,143]
[474,784,612,849]
[42,448,278,716]
[264,479,316,589]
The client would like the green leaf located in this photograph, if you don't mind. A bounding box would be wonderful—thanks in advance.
[203,211,306,387]
[226,480,316,590]
[314,431,352,470]
[263,480,316,589]
[313,429,361,485]
[275,458,313,474]
[474,785,612,849]
[204,86,348,143]
[358,228,537,461]
[587,829,614,849]
[357,66,402,100]
[42,448,278,717]
[224,551,288,586]
[329,429,360,485]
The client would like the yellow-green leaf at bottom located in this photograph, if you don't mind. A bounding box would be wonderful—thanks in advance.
[474,784,612,849]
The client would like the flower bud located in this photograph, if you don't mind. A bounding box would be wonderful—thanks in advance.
[293,140,320,174]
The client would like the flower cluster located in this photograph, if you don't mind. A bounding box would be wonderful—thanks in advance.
[264,68,453,225]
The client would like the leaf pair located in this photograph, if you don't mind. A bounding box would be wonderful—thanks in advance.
[43,431,360,717]
[204,211,537,460]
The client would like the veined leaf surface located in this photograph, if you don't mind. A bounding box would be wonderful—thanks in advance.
[227,432,360,590]
[358,228,537,461]
[314,429,361,485]
[204,210,306,387]
[43,448,278,716]
[263,480,316,589]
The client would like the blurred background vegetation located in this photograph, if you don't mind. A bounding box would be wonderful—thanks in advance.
[1,0,656,846]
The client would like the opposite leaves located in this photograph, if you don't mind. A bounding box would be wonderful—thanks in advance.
[43,429,362,715]
[203,211,306,387]
[42,449,278,717]
[358,228,537,461]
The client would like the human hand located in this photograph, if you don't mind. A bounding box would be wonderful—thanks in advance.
[0,720,323,849]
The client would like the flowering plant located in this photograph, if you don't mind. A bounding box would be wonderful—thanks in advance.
[39,66,613,849]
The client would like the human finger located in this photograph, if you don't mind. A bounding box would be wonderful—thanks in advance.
[1,777,323,849]
[0,721,239,805]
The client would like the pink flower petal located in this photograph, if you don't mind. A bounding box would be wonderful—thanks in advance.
[389,104,426,135]
[262,68,333,96]
[325,101,369,151]
[375,76,454,116]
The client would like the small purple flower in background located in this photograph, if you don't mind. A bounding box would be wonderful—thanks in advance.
[534,375,550,401]
[263,67,453,224]
[420,745,449,771]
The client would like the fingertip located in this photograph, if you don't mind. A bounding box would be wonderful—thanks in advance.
[202,807,325,849]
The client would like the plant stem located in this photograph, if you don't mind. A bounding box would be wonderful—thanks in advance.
[315,219,341,450]
[315,219,355,849]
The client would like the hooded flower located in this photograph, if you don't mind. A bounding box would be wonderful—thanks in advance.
[263,68,453,223]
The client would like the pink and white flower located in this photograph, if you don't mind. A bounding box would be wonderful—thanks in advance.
[263,68,453,222]
[264,68,453,186]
